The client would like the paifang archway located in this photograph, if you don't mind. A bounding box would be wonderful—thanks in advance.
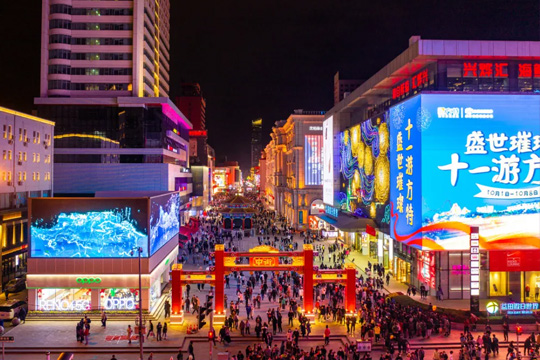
[170,244,357,325]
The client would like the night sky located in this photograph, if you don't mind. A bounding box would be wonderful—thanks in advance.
[0,1,538,172]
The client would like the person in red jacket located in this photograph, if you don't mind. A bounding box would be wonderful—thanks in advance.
[324,325,331,345]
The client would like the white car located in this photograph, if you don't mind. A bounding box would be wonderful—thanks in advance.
[0,300,27,320]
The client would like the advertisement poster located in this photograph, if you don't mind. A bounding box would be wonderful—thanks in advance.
[149,192,180,255]
[30,198,149,258]
[390,94,540,250]
[323,117,334,205]
[305,135,323,185]
[338,115,391,232]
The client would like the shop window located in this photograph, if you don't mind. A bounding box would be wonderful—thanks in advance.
[37,289,91,311]
[524,272,540,302]
[489,272,507,297]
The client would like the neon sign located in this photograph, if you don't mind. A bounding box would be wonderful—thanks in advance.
[463,62,508,78]
[76,277,102,284]
[40,299,91,311]
[104,298,136,310]
[325,205,339,218]
[249,257,278,267]
[501,302,539,315]
[392,69,430,100]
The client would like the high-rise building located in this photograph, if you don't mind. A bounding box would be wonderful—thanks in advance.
[36,0,192,216]
[175,83,206,131]
[251,118,262,169]
[40,0,170,98]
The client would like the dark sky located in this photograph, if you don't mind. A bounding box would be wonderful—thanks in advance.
[0,0,539,172]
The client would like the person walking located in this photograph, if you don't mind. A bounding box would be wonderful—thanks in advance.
[84,325,90,345]
[324,325,331,345]
[163,322,168,340]
[127,325,133,344]
[101,311,107,327]
[157,322,163,341]
[177,349,184,360]
[147,320,155,339]
[164,300,171,318]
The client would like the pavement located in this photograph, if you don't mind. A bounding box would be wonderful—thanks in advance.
[2,227,538,359]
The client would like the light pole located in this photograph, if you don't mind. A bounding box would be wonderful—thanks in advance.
[131,246,144,360]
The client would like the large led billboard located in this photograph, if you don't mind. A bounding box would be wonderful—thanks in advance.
[390,94,540,250]
[338,116,391,231]
[149,192,180,255]
[323,117,334,205]
[30,198,149,258]
[305,135,322,185]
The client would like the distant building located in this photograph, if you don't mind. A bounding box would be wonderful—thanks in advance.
[251,118,263,169]
[175,83,206,131]
[0,107,54,288]
[334,72,363,106]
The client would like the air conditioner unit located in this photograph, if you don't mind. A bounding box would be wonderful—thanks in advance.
[23,142,28,147]
[44,145,48,150]
[7,181,12,186]
[8,139,13,145]
[17,181,23,185]
[17,161,22,165]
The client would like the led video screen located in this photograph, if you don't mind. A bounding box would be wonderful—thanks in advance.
[305,135,323,185]
[390,94,540,250]
[323,117,334,205]
[149,192,180,255]
[338,116,391,230]
[30,198,149,258]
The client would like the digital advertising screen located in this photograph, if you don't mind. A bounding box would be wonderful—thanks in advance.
[390,94,540,250]
[305,134,323,185]
[323,117,334,205]
[30,198,149,258]
[338,116,391,231]
[149,192,180,255]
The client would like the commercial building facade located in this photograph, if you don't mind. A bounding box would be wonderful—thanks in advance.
[262,111,326,229]
[27,192,180,313]
[323,37,540,304]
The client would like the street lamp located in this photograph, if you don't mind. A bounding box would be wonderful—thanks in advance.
[131,246,144,360]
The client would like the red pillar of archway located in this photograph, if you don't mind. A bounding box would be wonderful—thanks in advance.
[345,264,356,313]
[170,264,184,324]
[214,244,225,315]
[303,244,314,314]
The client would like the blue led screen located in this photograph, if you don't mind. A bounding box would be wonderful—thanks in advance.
[149,192,180,255]
[30,198,149,258]
[390,94,540,250]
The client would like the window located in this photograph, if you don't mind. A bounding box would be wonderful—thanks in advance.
[3,125,6,139]
[7,151,11,160]
[36,173,40,181]
[23,129,27,143]
[49,19,71,30]
[49,49,71,60]
[36,154,40,163]
[2,172,5,181]
[8,126,12,140]
[18,152,22,162]
[32,172,35,181]
[49,34,71,44]
[2,151,6,160]
[18,128,22,142]
[18,172,22,182]
[23,152,26,162]
[23,172,26,181]
[7,172,11,182]
[50,4,72,14]
[32,153,36,163]
[37,132,40,144]
[45,155,51,164]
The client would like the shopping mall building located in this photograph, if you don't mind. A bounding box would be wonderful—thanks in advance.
[26,192,180,313]
[321,36,540,303]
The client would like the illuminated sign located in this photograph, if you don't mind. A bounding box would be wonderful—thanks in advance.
[309,126,323,131]
[249,257,278,267]
[451,265,470,275]
[322,230,338,237]
[517,63,540,78]
[104,298,136,310]
[310,199,325,215]
[40,299,91,311]
[501,302,539,315]
[470,227,480,301]
[462,62,508,78]
[390,94,540,251]
[325,205,339,218]
[392,68,430,100]
[486,301,500,315]
[323,117,334,205]
[189,130,207,137]
[417,251,436,289]
[305,135,323,185]
[76,277,101,284]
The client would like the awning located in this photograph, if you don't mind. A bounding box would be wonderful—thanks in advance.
[316,213,377,232]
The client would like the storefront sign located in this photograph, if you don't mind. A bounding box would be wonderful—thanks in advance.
[451,264,470,275]
[310,199,325,215]
[76,277,102,284]
[322,230,338,238]
[501,302,539,315]
[104,298,136,310]
[40,299,91,311]
[490,250,540,272]
[249,257,278,267]
[470,226,480,314]
[325,205,339,218]
[486,301,500,315]
[462,62,509,78]
[309,126,323,131]
[392,68,430,100]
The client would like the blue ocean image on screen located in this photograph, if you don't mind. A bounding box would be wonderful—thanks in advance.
[149,193,180,255]
[31,208,148,258]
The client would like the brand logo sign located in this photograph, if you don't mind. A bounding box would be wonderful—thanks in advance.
[104,298,136,310]
[486,301,499,315]
[501,302,539,315]
[76,277,102,284]
[40,299,91,311]
[325,205,339,218]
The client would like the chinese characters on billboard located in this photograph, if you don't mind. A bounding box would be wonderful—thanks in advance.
[305,135,322,185]
[390,94,540,250]
[323,117,334,205]
[338,116,391,231]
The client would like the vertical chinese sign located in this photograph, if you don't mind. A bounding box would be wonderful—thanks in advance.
[390,95,422,247]
[470,226,480,314]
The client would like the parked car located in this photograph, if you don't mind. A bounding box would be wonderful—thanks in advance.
[5,277,26,293]
[0,300,27,320]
